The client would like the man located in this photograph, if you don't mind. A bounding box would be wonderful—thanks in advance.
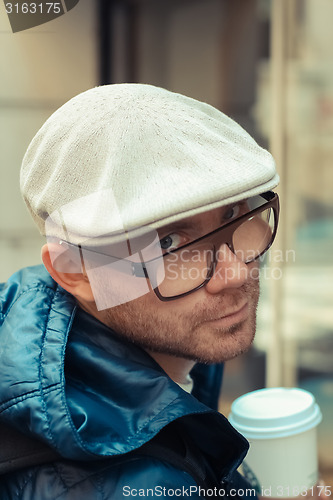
[0,84,279,498]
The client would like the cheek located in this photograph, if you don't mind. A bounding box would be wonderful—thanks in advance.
[247,261,260,282]
[87,266,155,310]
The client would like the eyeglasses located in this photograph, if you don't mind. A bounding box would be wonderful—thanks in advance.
[133,191,279,301]
[59,191,279,303]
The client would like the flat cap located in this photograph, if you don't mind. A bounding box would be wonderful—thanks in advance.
[20,84,279,246]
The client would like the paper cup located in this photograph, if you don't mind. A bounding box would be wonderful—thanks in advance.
[229,388,322,498]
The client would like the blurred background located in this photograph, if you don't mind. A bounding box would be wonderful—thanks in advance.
[0,0,332,485]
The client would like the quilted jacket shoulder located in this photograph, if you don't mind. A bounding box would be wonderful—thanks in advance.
[0,266,249,499]
[0,456,202,499]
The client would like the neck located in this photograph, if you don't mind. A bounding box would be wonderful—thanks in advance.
[76,300,196,384]
[146,350,195,384]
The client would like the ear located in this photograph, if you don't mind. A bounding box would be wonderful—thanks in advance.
[41,243,95,303]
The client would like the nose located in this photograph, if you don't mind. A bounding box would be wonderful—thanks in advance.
[205,244,250,294]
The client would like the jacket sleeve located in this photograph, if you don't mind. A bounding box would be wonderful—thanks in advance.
[0,456,204,499]
[102,455,205,498]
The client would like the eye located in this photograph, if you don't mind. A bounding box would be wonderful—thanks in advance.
[159,233,183,251]
[223,205,240,222]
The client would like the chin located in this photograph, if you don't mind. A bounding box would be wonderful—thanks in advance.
[188,319,256,364]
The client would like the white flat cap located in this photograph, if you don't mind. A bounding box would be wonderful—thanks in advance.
[20,83,279,246]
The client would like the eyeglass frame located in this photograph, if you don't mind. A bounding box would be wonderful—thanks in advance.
[58,191,279,302]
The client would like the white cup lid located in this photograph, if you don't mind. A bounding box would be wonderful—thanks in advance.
[229,388,322,439]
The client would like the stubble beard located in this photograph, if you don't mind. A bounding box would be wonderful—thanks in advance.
[100,277,260,365]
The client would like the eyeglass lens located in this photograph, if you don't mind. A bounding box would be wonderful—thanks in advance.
[146,205,276,299]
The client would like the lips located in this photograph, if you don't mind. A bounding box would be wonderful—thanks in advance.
[219,302,249,319]
[205,302,249,327]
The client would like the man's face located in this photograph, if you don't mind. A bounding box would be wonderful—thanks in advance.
[94,203,261,364]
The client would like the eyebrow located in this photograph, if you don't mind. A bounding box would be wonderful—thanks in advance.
[157,201,250,237]
[157,205,234,236]
[157,219,198,236]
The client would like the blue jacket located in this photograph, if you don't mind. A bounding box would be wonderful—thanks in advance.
[0,266,249,499]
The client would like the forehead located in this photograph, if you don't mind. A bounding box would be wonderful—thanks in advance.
[84,203,238,260]
[157,199,248,235]
[79,193,267,259]
[157,192,273,236]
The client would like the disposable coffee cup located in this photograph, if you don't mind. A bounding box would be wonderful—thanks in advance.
[229,388,322,498]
